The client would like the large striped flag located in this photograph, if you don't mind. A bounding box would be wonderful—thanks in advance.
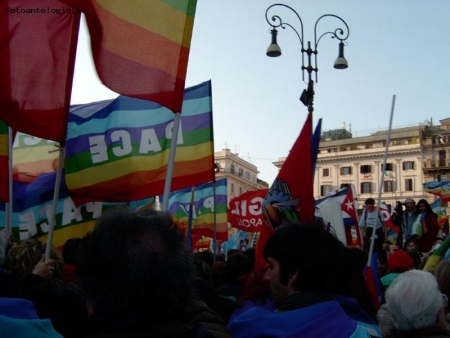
[0,0,80,143]
[0,170,154,248]
[166,178,228,242]
[424,181,450,202]
[431,198,447,230]
[65,81,214,205]
[62,0,197,113]
[12,133,59,183]
[0,120,8,202]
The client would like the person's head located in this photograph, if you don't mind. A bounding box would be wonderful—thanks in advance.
[385,270,447,332]
[263,222,350,308]
[416,199,433,214]
[364,198,376,212]
[404,198,415,212]
[382,241,392,253]
[62,238,83,265]
[5,239,64,281]
[434,260,450,313]
[406,239,418,251]
[224,252,253,284]
[387,250,414,273]
[75,207,197,318]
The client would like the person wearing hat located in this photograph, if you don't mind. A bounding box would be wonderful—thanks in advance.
[380,250,414,289]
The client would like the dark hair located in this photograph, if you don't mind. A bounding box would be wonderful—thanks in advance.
[365,198,375,205]
[415,199,435,216]
[224,252,253,284]
[263,222,350,295]
[62,238,83,265]
[76,207,197,318]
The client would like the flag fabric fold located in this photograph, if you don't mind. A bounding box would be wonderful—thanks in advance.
[254,114,315,272]
[423,181,450,202]
[0,120,9,202]
[0,0,80,143]
[166,179,228,241]
[65,81,214,205]
[61,0,197,113]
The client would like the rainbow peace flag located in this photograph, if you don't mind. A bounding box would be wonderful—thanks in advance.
[62,0,197,113]
[12,133,59,183]
[424,181,450,202]
[65,81,214,205]
[166,179,228,241]
[0,170,154,248]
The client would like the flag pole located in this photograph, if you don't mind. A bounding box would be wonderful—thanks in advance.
[45,148,64,260]
[351,184,362,247]
[212,180,217,260]
[161,112,181,212]
[367,95,396,267]
[186,186,195,250]
[6,127,13,234]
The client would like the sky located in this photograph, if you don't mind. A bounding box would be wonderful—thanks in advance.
[70,0,450,185]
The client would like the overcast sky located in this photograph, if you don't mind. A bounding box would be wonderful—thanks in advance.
[71,0,450,184]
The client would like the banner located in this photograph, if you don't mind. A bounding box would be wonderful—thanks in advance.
[166,178,228,241]
[65,81,214,205]
[0,171,153,248]
[228,189,268,232]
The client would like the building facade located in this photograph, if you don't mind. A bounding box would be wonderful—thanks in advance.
[274,119,450,212]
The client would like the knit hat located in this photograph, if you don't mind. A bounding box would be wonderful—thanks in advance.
[388,250,414,272]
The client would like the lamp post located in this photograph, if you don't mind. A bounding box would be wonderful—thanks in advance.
[265,4,350,116]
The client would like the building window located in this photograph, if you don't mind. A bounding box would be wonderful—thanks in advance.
[360,165,372,174]
[402,161,415,170]
[245,171,250,180]
[439,150,446,167]
[381,163,393,171]
[438,174,448,182]
[405,179,413,191]
[231,183,234,193]
[238,168,244,177]
[360,182,372,194]
[230,164,235,174]
[323,168,330,177]
[340,166,352,175]
[384,181,394,192]
[239,186,243,195]
[320,185,332,197]
[340,183,351,188]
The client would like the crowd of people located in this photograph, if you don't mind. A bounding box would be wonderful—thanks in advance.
[0,199,449,337]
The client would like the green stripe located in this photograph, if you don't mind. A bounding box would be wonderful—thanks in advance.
[161,0,197,17]
[65,128,212,173]
[0,120,8,134]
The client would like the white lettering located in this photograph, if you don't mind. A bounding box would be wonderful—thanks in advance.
[62,199,82,225]
[139,128,162,153]
[85,202,103,218]
[111,130,132,157]
[165,121,184,144]
[249,197,264,215]
[89,135,108,163]
[18,210,38,240]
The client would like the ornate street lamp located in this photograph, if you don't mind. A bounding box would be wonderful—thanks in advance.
[265,4,350,115]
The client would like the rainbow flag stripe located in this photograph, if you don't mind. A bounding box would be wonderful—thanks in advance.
[83,0,197,113]
[167,179,228,241]
[65,81,214,205]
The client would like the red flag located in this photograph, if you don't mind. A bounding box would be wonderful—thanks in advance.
[0,120,8,202]
[228,189,268,232]
[0,0,80,144]
[254,114,314,271]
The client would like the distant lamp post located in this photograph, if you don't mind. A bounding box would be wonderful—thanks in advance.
[265,3,350,115]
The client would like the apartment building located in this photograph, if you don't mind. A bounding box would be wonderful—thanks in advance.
[274,119,450,212]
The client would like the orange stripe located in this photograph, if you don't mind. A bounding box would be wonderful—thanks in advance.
[13,159,58,183]
[88,3,190,79]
